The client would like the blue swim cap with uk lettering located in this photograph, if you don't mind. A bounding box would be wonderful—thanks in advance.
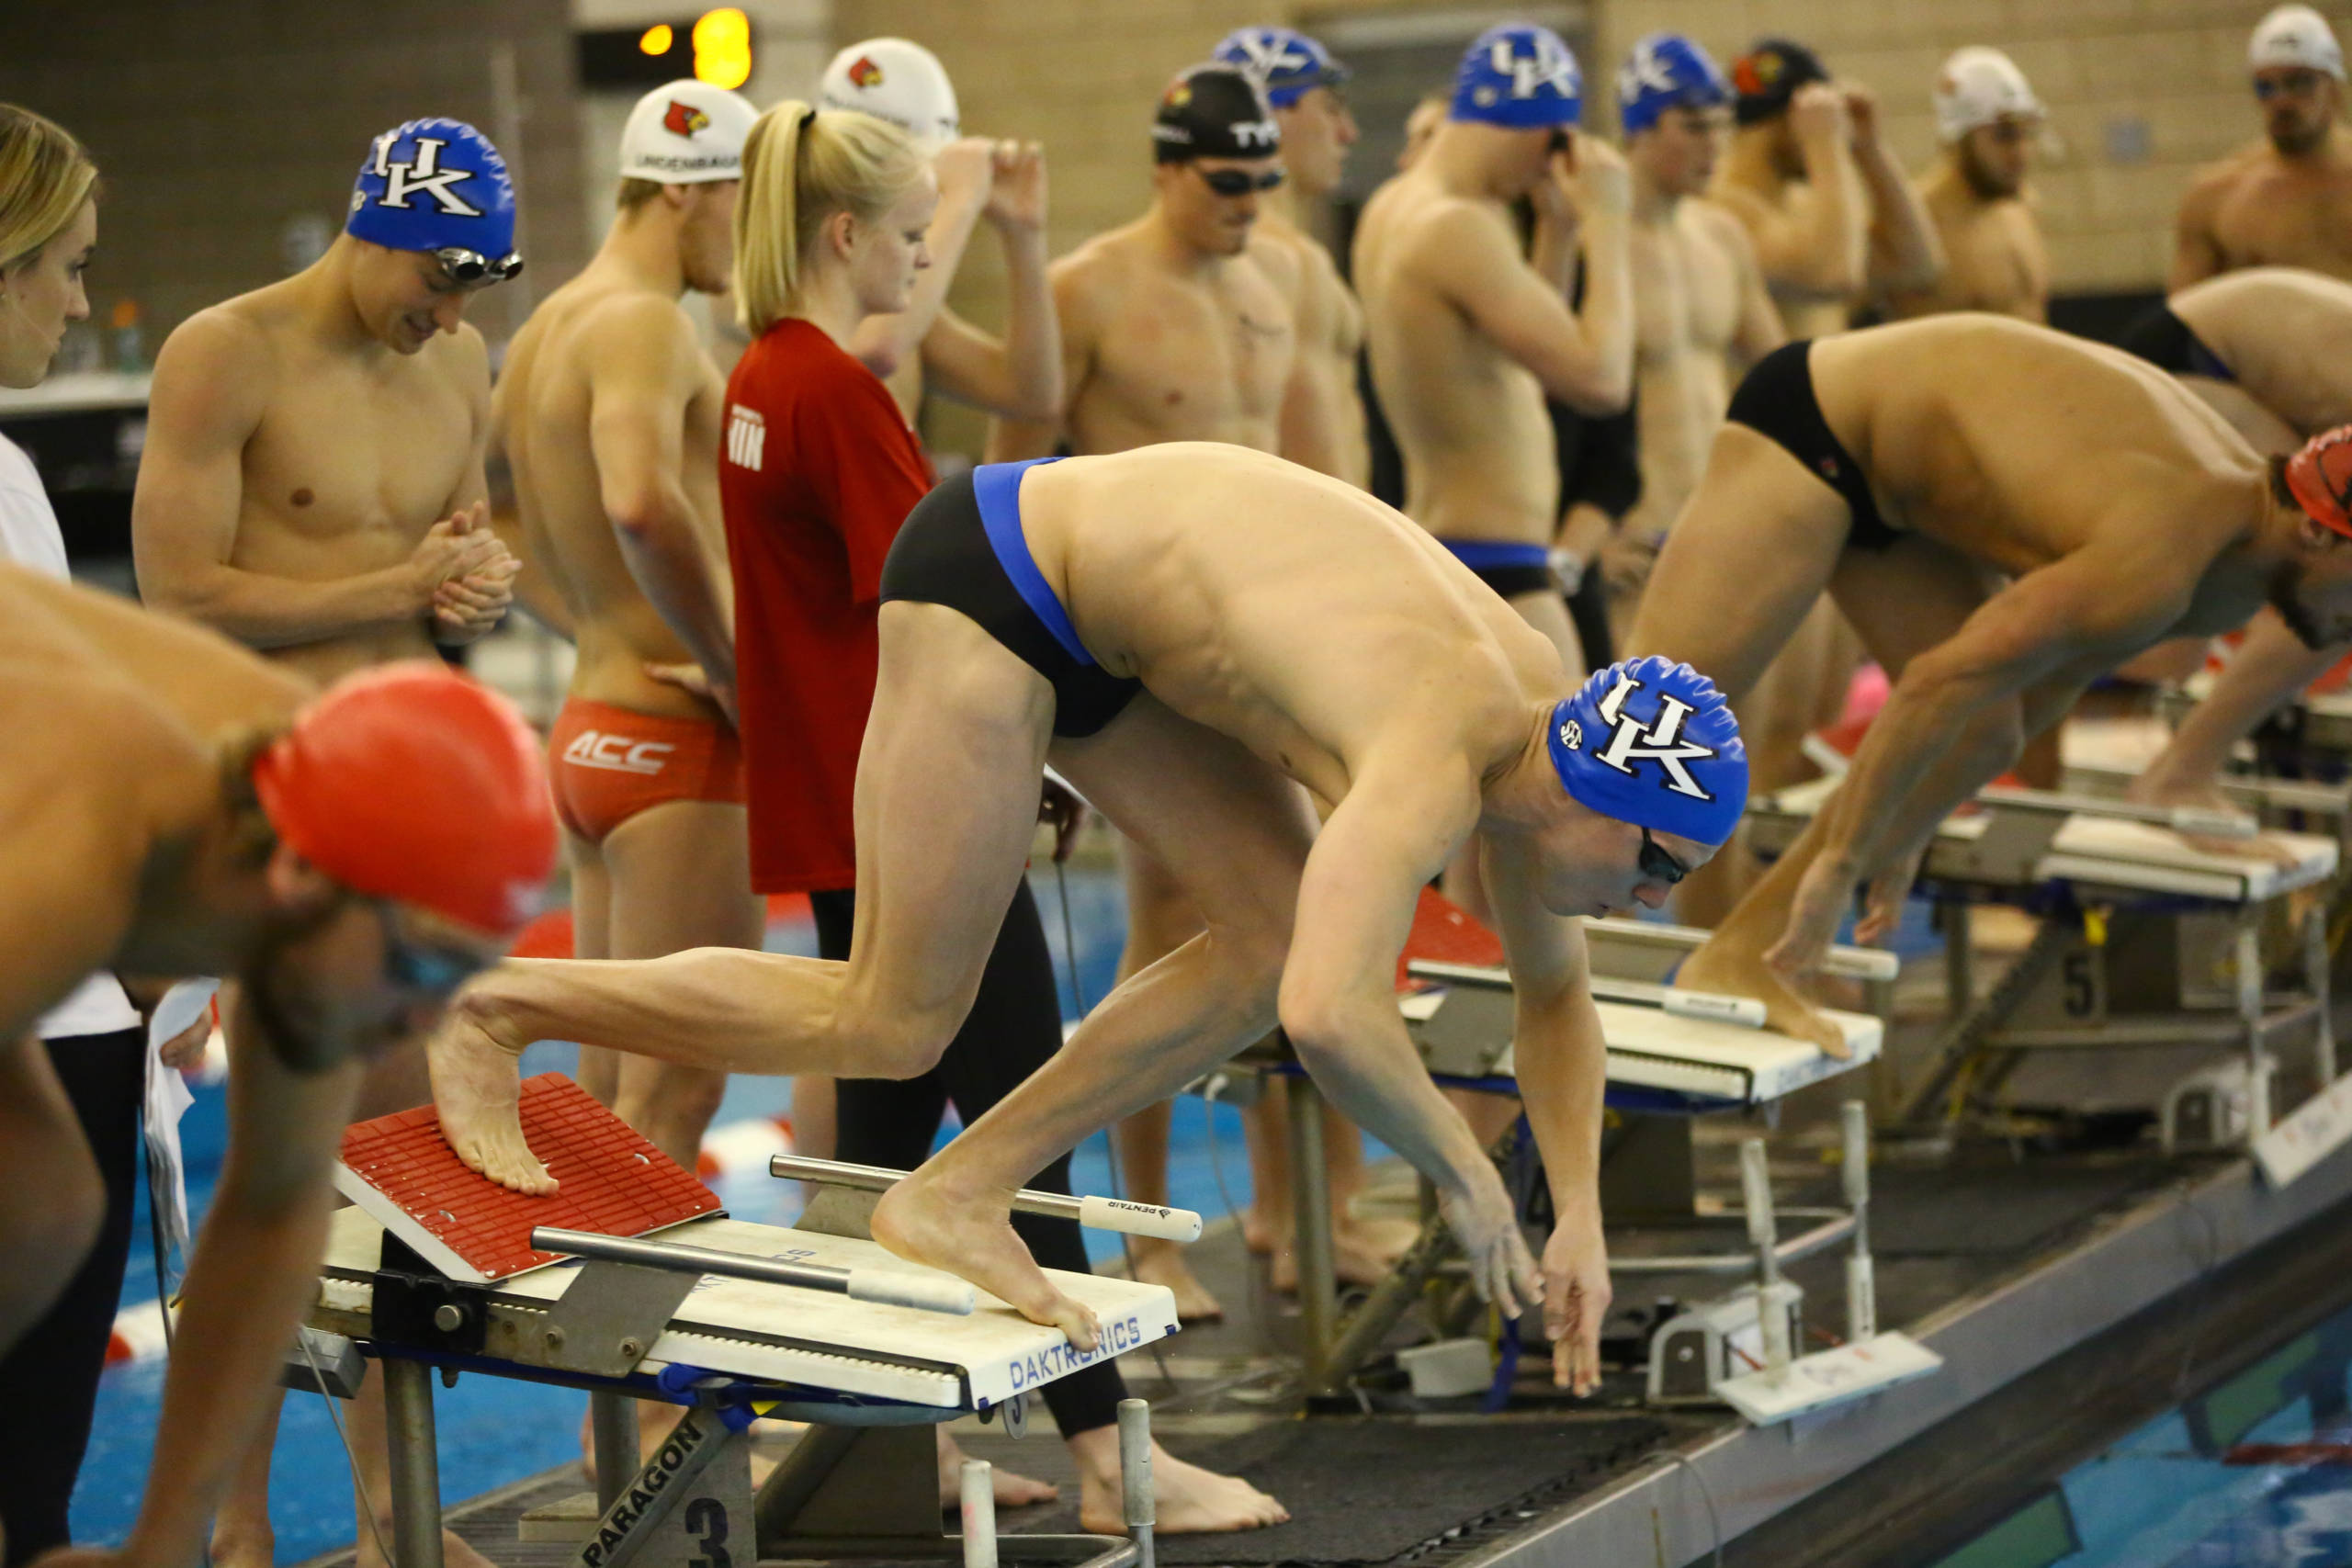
[1214,27,1351,108]
[346,118,517,258]
[1618,34,1731,135]
[1451,23,1582,130]
[1547,657,1747,846]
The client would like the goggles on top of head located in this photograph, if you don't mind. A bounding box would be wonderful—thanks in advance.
[1193,164,1286,197]
[431,246,526,286]
[1638,827,1691,886]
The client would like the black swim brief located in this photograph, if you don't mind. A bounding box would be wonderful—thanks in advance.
[2114,303,2236,383]
[879,459,1144,739]
[1725,340,1900,551]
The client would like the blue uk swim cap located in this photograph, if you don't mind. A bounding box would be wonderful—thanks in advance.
[346,118,517,259]
[1618,34,1731,135]
[1215,27,1351,108]
[1452,24,1582,130]
[1547,657,1747,846]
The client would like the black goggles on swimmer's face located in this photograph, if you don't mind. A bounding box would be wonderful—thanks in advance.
[1639,828,1692,886]
[375,902,489,996]
[428,246,526,287]
[1192,164,1286,197]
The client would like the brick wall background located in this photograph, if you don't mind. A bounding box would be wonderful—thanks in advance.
[0,0,589,351]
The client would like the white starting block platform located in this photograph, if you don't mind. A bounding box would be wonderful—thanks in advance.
[315,1208,1175,1413]
[306,1077,1179,1568]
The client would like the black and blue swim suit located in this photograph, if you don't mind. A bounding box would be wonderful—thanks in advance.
[1438,538,1557,599]
[2115,303,2236,383]
[1724,340,1900,551]
[879,457,1144,739]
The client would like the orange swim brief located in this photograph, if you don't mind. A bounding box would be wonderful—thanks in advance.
[546,696,746,845]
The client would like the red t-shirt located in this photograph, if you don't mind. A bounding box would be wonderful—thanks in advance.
[721,319,934,893]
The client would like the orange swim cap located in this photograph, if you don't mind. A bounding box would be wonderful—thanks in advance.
[251,663,558,938]
[2285,426,2352,540]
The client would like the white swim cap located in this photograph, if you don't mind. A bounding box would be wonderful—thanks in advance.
[2251,4,2346,80]
[819,38,961,147]
[618,80,758,184]
[1933,47,2042,142]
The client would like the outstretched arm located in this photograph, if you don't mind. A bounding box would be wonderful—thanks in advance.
[1479,836,1610,1394]
[1779,546,2191,970]
[1849,86,1944,296]
[114,987,363,1568]
[1277,760,1540,1316]
[2134,610,2347,807]
[922,143,1062,422]
[984,257,1091,462]
[848,138,994,381]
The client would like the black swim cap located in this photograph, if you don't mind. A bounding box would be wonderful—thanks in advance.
[1152,64,1282,164]
[1730,38,1829,126]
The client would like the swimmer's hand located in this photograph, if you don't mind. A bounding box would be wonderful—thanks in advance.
[644,660,741,729]
[1851,841,1925,947]
[409,501,506,606]
[433,554,520,644]
[1766,851,1854,979]
[986,141,1047,233]
[1558,130,1629,218]
[1839,82,1883,147]
[933,137,997,209]
[1542,1208,1611,1397]
[1789,83,1849,149]
[1439,1165,1541,1324]
[1039,777,1086,863]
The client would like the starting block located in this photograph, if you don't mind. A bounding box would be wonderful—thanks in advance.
[308,1075,1182,1568]
[1747,777,2340,1168]
[1277,891,1890,1402]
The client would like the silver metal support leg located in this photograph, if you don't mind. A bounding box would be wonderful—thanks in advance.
[1944,903,1975,1019]
[2239,920,2273,1133]
[1841,1100,1876,1343]
[589,1390,639,1514]
[1119,1398,1155,1568]
[2311,906,2337,1086]
[1740,1140,1791,1381]
[382,1359,445,1568]
[1286,1073,1340,1395]
[961,1459,999,1568]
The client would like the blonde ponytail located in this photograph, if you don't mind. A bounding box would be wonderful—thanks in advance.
[734,100,926,336]
[0,105,97,273]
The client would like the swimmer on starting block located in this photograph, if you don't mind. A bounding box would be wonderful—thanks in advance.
[0,567,552,1568]
[432,446,1751,1395]
[1623,314,2352,1052]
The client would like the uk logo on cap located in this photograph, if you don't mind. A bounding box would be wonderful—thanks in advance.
[346,118,516,257]
[1591,667,1719,800]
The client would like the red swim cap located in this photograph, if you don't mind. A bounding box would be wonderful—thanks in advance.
[251,664,557,938]
[2285,425,2352,540]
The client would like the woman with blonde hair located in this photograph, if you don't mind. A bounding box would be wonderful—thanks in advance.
[0,102,150,1568]
[707,102,1283,1533]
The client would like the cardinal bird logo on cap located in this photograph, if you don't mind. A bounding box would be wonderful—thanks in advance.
[662,100,710,138]
[849,54,884,87]
[1733,51,1782,95]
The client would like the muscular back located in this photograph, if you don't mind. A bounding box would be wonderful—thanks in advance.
[497,276,729,717]
[1354,175,1557,541]
[2172,266,2352,436]
[1813,317,2262,596]
[1017,445,1560,805]
[1055,221,1295,455]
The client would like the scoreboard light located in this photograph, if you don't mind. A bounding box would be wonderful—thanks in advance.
[578,11,753,91]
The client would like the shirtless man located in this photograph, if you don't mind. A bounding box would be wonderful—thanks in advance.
[1881,48,2048,322]
[1704,39,1942,903]
[130,118,525,1568]
[985,64,1304,1321]
[1620,315,2352,1049]
[1605,33,1783,629]
[431,445,1754,1401]
[2174,5,2352,288]
[0,564,551,1568]
[1216,25,1366,484]
[496,81,756,1171]
[817,37,1062,430]
[1355,21,1634,930]
[2114,272,2352,817]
